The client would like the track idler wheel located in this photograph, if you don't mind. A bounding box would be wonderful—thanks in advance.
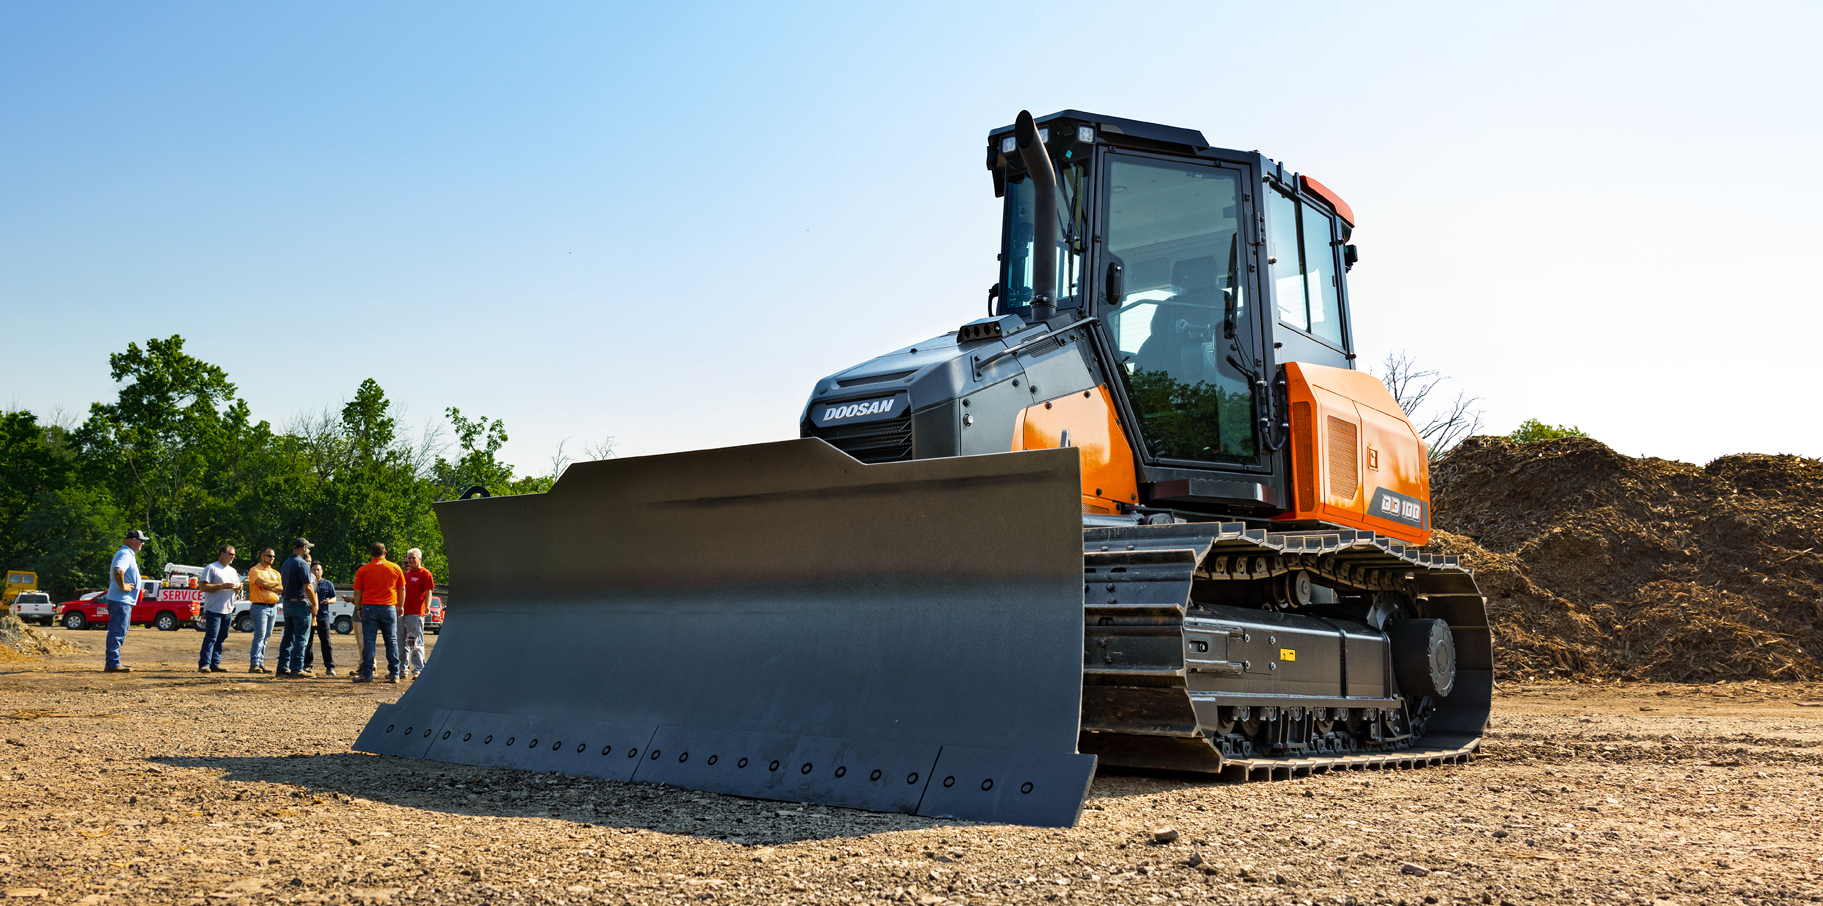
[1387,618,1457,698]
[1270,570,1313,608]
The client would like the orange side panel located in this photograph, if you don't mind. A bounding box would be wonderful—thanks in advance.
[1298,174,1355,228]
[1278,362,1429,544]
[1012,385,1139,515]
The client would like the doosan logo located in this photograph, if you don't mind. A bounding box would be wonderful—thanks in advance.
[824,399,896,421]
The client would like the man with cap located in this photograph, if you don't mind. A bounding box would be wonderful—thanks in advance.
[275,537,319,677]
[103,530,149,672]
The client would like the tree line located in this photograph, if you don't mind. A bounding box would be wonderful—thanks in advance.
[0,335,597,601]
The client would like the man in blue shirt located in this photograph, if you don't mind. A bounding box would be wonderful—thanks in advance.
[303,562,339,676]
[104,530,149,672]
[275,538,319,678]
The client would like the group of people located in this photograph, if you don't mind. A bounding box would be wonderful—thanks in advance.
[102,530,437,683]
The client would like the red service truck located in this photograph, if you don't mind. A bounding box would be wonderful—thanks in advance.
[54,564,205,632]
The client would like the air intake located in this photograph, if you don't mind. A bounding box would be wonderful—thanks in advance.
[1291,402,1314,513]
[1326,416,1359,502]
[809,412,914,464]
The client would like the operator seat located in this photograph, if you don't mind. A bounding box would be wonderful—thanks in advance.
[1168,255,1220,308]
[1132,256,1221,382]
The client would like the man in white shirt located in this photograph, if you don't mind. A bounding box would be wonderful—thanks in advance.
[197,544,241,674]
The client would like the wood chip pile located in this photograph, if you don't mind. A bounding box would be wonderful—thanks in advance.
[1431,436,1823,681]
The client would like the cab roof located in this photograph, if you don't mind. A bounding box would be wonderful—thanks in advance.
[986,109,1211,152]
[984,109,1354,227]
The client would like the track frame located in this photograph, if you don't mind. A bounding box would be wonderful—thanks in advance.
[1079,522,1491,778]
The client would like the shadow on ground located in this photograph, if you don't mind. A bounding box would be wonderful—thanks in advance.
[150,751,977,845]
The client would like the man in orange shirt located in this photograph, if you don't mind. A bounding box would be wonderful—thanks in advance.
[246,548,284,674]
[350,541,406,684]
[398,547,435,680]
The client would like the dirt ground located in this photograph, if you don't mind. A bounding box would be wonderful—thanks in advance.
[2,629,1821,906]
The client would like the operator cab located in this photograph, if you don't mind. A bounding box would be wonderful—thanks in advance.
[987,110,1359,515]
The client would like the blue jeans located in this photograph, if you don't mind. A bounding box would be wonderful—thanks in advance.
[104,600,131,668]
[278,600,313,673]
[198,610,232,668]
[247,604,277,667]
[360,606,400,679]
[304,608,336,671]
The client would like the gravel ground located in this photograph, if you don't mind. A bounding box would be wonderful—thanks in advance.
[2,628,1821,905]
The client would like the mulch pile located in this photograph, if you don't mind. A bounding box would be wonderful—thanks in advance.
[0,614,82,662]
[1429,436,1823,682]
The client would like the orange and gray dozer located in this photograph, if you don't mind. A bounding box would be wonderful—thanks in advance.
[354,109,1490,827]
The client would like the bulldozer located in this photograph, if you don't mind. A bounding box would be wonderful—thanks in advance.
[356,110,1490,828]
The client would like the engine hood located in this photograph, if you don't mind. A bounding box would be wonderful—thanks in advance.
[799,314,1049,424]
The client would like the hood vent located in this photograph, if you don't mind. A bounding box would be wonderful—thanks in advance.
[836,370,915,388]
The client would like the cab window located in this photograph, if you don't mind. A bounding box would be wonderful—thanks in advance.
[1269,189,1345,349]
[1001,163,1088,314]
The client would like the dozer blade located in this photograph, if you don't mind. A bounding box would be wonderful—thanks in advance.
[353,439,1098,827]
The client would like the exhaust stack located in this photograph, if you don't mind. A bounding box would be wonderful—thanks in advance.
[1014,110,1058,321]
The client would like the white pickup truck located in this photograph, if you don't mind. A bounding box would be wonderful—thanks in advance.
[228,592,356,633]
[10,591,55,626]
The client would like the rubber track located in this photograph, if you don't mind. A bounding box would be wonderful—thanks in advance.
[1079,522,1492,781]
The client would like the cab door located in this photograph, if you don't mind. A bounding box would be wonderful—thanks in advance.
[1095,151,1264,468]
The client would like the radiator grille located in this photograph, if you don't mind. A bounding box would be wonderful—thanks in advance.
[809,412,914,464]
[1326,416,1360,501]
[1292,401,1314,513]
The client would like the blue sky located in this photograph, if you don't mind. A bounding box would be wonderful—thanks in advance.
[5,1,1820,472]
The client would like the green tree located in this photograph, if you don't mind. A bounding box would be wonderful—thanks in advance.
[18,343,584,594]
[342,378,400,463]
[310,379,441,581]
[433,407,517,497]
[18,488,125,600]
[0,411,74,570]
[1508,419,1588,444]
[72,335,264,566]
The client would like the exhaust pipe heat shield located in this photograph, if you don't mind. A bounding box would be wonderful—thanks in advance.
[354,439,1097,826]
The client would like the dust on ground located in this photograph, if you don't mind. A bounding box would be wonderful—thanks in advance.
[2,630,1821,905]
[1431,437,1823,682]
